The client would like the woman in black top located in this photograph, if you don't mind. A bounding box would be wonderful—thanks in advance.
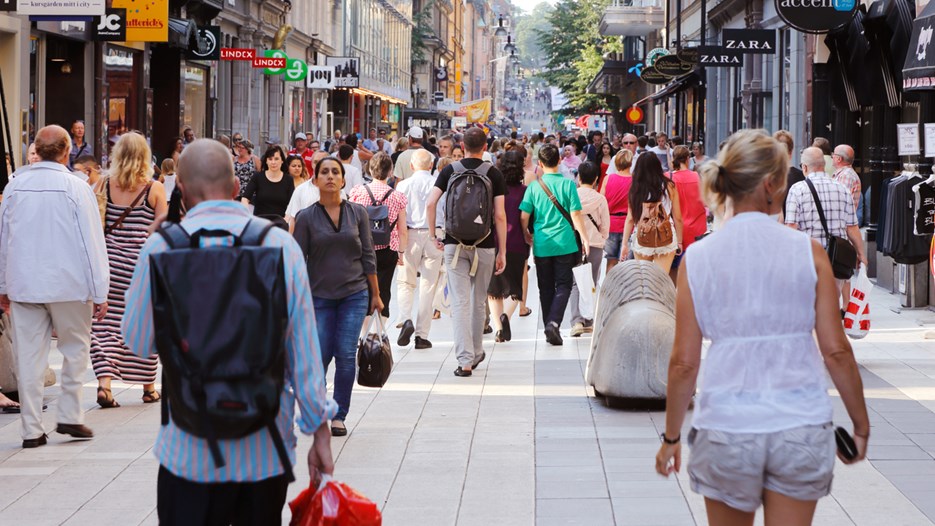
[241,145,294,218]
[293,157,381,437]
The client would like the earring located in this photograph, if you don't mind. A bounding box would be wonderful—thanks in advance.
[767,195,773,205]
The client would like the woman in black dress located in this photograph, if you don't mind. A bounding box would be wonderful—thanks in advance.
[240,145,294,219]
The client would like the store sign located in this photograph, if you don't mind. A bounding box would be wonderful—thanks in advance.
[898,123,921,156]
[645,47,670,68]
[93,8,126,42]
[253,56,286,69]
[677,47,699,64]
[283,58,307,83]
[307,66,336,89]
[626,106,644,124]
[698,46,743,67]
[640,66,670,84]
[221,48,255,60]
[185,25,220,60]
[775,0,857,34]
[113,0,168,42]
[262,50,287,74]
[326,57,360,88]
[723,29,776,54]
[654,54,693,76]
[0,0,15,12]
[17,0,104,15]
[452,116,468,128]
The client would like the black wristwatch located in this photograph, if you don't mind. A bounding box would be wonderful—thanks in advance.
[660,432,680,445]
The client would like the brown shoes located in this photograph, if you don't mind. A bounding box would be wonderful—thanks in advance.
[22,434,48,448]
[56,423,94,439]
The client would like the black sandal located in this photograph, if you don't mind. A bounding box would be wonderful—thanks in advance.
[96,387,120,408]
[142,390,161,404]
[331,421,348,437]
[519,307,532,317]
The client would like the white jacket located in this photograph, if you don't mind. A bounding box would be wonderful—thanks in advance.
[0,161,110,303]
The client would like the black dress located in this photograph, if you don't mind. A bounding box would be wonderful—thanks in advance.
[242,171,295,218]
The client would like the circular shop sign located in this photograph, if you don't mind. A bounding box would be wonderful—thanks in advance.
[640,66,670,85]
[645,47,670,68]
[654,54,694,77]
[775,0,857,34]
[677,47,699,64]
[626,106,644,124]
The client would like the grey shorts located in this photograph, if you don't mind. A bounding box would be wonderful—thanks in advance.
[687,423,835,513]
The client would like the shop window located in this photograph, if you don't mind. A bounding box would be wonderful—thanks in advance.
[181,63,209,140]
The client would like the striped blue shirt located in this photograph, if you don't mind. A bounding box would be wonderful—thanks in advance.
[122,200,337,483]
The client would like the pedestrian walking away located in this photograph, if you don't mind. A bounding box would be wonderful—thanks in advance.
[348,152,408,319]
[90,132,167,408]
[519,144,591,346]
[602,149,634,271]
[569,161,609,337]
[620,153,684,275]
[669,145,708,280]
[425,127,507,377]
[395,149,443,349]
[0,125,110,448]
[656,129,870,526]
[294,156,382,437]
[122,140,336,524]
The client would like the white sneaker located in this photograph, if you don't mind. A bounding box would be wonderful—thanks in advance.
[570,322,586,337]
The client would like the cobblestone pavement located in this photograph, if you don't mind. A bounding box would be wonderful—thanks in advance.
[1,269,935,525]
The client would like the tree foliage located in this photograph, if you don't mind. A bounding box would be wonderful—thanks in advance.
[534,0,620,114]
[411,0,436,65]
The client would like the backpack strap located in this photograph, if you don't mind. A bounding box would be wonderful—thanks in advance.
[364,184,379,205]
[473,162,492,177]
[381,187,394,201]
[239,218,275,246]
[157,222,192,249]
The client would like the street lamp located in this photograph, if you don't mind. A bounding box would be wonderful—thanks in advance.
[504,34,516,53]
[494,14,507,37]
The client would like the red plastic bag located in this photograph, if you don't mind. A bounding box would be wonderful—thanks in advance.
[289,475,382,526]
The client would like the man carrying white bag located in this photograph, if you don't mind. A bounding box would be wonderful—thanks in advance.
[844,265,872,339]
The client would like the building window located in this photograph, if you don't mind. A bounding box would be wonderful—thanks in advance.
[181,63,209,140]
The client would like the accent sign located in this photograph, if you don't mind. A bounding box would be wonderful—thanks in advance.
[775,0,858,34]
[723,29,776,54]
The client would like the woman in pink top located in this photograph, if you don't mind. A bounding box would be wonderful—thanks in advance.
[600,149,634,271]
[669,145,708,274]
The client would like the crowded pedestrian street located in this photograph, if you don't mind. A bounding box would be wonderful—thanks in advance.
[0,278,932,526]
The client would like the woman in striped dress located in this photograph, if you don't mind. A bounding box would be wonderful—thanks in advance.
[91,132,167,408]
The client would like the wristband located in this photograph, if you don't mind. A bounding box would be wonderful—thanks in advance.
[660,433,680,445]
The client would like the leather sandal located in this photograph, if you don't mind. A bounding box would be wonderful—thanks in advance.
[142,390,161,404]
[96,387,120,408]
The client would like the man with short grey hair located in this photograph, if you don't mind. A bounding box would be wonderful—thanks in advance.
[832,144,861,211]
[0,125,110,448]
[607,133,640,175]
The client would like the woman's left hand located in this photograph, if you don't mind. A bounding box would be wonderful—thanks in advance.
[370,296,385,316]
[655,442,681,477]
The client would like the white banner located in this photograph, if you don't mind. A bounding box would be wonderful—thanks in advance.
[307,66,336,89]
[17,0,105,15]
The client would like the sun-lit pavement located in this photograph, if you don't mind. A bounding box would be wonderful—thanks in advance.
[1,266,935,525]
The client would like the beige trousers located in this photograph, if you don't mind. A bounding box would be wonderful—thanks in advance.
[396,229,443,339]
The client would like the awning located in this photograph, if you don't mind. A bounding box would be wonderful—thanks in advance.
[586,59,642,95]
[901,0,935,91]
[650,72,702,103]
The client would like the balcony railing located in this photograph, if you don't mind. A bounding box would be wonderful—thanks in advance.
[600,0,665,37]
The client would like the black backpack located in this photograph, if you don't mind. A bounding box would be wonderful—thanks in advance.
[364,185,397,246]
[445,161,493,244]
[150,218,294,480]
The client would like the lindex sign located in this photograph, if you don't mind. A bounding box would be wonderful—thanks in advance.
[775,0,858,34]
[723,29,776,54]
[654,54,694,76]
[255,50,307,82]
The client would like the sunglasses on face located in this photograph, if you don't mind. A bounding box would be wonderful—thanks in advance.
[623,141,636,145]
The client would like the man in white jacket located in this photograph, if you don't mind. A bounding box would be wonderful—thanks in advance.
[0,125,110,448]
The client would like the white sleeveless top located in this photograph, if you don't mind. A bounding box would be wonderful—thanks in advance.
[685,212,833,433]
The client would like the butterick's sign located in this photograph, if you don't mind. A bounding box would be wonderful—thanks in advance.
[222,48,255,60]
[253,57,286,68]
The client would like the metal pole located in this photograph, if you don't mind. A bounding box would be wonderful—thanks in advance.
[698,0,707,149]
[0,66,14,193]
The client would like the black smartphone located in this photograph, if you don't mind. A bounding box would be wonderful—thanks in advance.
[835,426,858,461]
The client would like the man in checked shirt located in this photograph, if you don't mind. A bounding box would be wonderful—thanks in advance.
[123,140,336,525]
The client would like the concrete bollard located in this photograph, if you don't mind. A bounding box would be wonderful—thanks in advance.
[586,260,675,408]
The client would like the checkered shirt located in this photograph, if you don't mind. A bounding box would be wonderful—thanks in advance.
[348,180,408,251]
[785,172,857,248]
[832,166,862,211]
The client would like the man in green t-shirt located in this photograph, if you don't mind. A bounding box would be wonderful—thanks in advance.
[519,144,590,346]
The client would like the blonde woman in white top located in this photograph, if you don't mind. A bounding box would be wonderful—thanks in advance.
[655,129,869,525]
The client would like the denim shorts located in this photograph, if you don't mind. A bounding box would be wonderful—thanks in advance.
[604,232,623,260]
[687,424,835,513]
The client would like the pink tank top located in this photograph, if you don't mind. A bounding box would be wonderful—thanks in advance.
[603,173,632,233]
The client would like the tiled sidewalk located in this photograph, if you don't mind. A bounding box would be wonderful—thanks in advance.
[0,275,934,525]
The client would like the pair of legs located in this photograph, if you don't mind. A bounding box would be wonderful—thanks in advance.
[313,289,369,428]
[634,249,676,275]
[445,245,496,371]
[375,248,398,318]
[395,229,442,339]
[157,466,289,525]
[535,252,577,329]
[10,301,92,441]
[705,492,817,526]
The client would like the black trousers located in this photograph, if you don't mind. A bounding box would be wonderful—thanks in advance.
[157,466,289,526]
[375,247,398,318]
[535,252,577,327]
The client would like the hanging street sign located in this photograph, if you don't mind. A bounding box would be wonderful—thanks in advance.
[723,29,777,54]
[698,46,744,67]
[253,56,286,69]
[307,66,336,89]
[677,46,699,64]
[645,47,670,68]
[283,58,308,82]
[263,49,287,75]
[775,0,858,34]
[654,54,694,76]
[640,66,670,84]
[185,25,220,61]
[17,0,105,15]
[626,106,644,124]
[92,8,127,42]
[221,48,256,60]
[326,57,360,88]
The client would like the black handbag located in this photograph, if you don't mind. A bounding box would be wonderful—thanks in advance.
[357,311,393,388]
[536,177,587,265]
[804,178,858,279]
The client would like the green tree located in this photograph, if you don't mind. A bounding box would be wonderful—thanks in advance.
[411,0,436,65]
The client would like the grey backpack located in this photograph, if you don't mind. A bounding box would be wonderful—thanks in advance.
[445,161,493,244]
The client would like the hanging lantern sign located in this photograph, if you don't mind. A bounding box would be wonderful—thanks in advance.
[626,106,644,124]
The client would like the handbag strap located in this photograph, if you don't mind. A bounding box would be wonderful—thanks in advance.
[536,177,575,231]
[106,182,152,235]
[803,177,832,243]
[586,213,600,230]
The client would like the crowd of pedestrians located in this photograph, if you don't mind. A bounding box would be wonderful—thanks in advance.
[0,120,872,525]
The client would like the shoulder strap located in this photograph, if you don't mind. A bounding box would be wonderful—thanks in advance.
[586,213,600,230]
[382,187,394,201]
[536,178,574,230]
[474,162,492,177]
[450,161,466,174]
[105,182,152,235]
[804,178,832,240]
[364,184,379,205]
[157,222,191,249]
[239,218,274,246]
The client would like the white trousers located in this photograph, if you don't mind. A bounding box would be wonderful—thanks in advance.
[11,301,92,440]
[396,229,443,339]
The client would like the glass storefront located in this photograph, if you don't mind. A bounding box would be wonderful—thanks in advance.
[103,45,142,159]
[181,63,209,140]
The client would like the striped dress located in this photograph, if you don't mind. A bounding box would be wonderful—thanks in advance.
[90,183,159,383]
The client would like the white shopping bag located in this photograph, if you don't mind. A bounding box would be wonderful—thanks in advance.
[844,265,872,339]
[572,264,596,320]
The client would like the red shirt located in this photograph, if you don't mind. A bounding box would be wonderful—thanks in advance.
[602,172,632,233]
[670,169,707,250]
[289,147,316,174]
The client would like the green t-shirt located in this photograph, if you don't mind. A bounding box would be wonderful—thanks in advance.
[519,173,582,257]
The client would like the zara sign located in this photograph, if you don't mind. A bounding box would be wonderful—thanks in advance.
[698,46,743,67]
[722,29,776,54]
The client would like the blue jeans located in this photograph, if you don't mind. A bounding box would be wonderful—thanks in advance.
[313,288,369,421]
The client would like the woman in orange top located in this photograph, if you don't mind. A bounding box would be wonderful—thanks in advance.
[669,145,708,278]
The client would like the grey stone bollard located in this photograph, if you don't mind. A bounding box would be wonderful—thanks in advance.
[586,260,675,407]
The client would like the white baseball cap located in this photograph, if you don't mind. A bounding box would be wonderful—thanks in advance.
[407,126,424,139]
[294,132,308,141]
